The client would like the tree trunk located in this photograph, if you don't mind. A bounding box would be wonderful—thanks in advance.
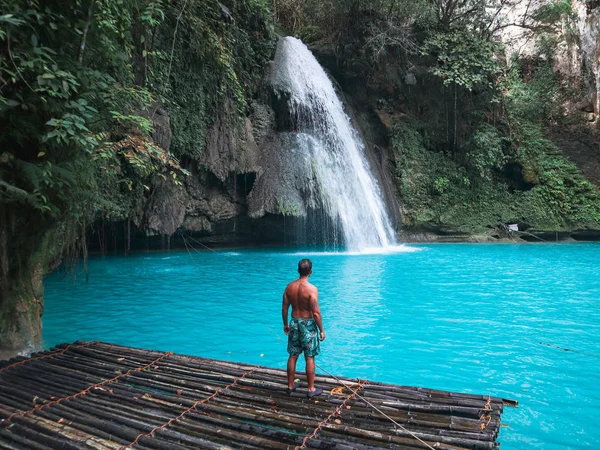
[0,224,59,359]
[77,0,96,64]
[132,16,147,87]
[454,84,457,155]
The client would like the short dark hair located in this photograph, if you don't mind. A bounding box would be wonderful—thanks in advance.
[298,259,312,276]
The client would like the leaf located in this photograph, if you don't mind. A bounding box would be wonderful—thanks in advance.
[37,152,45,157]
[42,73,56,79]
[31,33,38,47]
[117,357,125,361]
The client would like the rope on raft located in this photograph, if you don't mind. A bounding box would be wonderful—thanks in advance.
[297,378,368,449]
[539,342,600,358]
[120,366,258,449]
[0,351,172,424]
[480,396,492,430]
[316,362,439,450]
[0,341,99,373]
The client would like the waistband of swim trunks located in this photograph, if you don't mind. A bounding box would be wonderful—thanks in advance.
[290,317,315,322]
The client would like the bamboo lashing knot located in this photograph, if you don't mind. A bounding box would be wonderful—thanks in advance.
[480,395,493,430]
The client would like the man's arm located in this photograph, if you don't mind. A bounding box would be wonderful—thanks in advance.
[309,289,325,341]
[282,289,290,335]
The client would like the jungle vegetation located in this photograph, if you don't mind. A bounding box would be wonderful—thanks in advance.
[0,0,599,352]
[0,0,273,351]
[271,0,600,233]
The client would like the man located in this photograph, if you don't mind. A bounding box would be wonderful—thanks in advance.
[282,258,326,397]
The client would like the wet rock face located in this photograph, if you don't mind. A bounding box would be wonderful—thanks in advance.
[203,100,263,182]
[576,2,600,117]
[136,95,280,242]
[134,38,403,247]
[498,1,600,121]
[143,181,186,236]
[247,133,321,219]
[151,106,173,151]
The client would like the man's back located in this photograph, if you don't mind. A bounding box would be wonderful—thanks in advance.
[282,258,325,397]
[285,279,317,319]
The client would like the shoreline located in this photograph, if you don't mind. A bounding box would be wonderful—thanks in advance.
[82,232,600,256]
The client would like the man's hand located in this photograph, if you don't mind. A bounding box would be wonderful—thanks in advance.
[284,325,290,335]
[320,331,326,341]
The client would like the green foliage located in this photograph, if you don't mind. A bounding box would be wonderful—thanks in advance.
[0,0,191,225]
[160,0,275,158]
[0,0,275,352]
[270,0,600,234]
[296,25,326,43]
[277,199,301,217]
[532,0,576,23]
[433,177,450,195]
[391,48,600,233]
[466,124,507,180]
[423,31,501,90]
[0,0,275,304]
[504,44,567,125]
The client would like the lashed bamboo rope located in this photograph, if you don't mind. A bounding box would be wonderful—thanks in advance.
[297,379,368,449]
[480,396,492,430]
[0,341,99,373]
[0,351,172,423]
[120,366,258,449]
[0,342,512,450]
[315,363,438,450]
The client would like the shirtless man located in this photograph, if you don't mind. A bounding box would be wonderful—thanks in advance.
[282,259,326,397]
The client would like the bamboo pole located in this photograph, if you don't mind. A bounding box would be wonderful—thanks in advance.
[0,341,514,450]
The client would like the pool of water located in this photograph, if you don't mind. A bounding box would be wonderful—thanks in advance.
[43,243,600,449]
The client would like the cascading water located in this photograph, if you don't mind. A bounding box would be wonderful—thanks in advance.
[271,37,396,251]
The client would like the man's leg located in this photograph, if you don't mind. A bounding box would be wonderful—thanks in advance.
[287,355,298,389]
[305,355,316,392]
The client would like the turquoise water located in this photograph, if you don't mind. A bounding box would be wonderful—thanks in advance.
[43,243,600,449]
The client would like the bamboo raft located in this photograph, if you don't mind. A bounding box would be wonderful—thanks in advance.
[0,341,517,450]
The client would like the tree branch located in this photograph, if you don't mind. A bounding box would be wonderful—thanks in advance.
[78,0,96,64]
[0,179,32,200]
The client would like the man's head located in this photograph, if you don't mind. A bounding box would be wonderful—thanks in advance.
[298,259,312,277]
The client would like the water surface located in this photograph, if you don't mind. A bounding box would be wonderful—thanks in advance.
[44,243,600,449]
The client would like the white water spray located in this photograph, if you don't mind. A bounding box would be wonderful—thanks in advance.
[271,37,396,251]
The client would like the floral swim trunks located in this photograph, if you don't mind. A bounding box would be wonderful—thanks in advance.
[287,317,320,357]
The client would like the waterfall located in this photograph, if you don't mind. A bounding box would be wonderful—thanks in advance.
[271,37,396,251]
